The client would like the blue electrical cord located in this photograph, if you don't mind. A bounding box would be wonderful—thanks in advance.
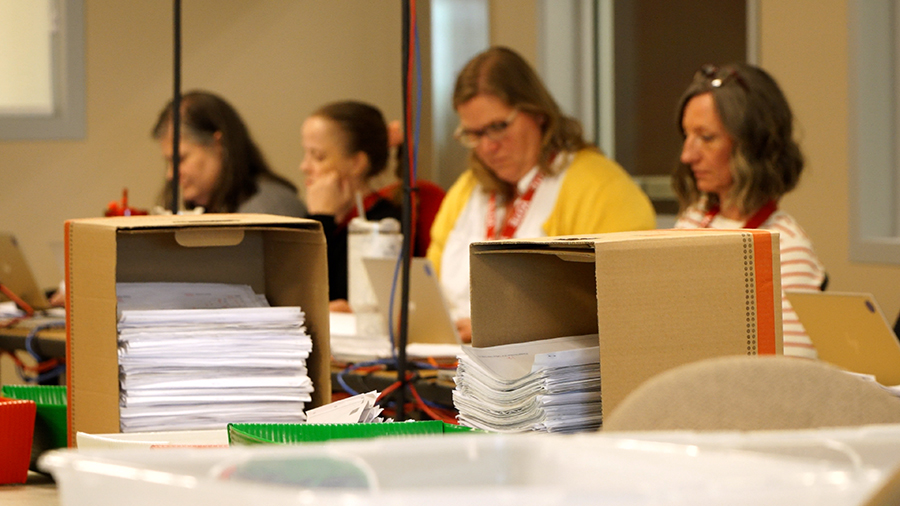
[337,357,397,397]
[388,5,423,362]
[25,321,64,362]
[22,320,66,383]
[386,251,403,357]
[335,371,360,397]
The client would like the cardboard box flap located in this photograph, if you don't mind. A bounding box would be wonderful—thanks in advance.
[67,213,322,232]
[174,228,246,247]
[472,235,599,251]
[471,228,773,251]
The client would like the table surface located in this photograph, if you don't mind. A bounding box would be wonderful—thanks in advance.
[2,472,58,506]
[0,317,66,358]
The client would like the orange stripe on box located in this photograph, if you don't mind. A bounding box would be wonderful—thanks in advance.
[64,221,74,448]
[750,231,777,354]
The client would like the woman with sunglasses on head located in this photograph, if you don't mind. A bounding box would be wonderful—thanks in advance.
[673,63,826,359]
[427,46,656,342]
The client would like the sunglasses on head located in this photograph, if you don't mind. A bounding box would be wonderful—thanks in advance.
[697,64,748,90]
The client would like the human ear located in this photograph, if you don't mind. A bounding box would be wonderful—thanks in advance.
[211,131,225,158]
[349,151,370,179]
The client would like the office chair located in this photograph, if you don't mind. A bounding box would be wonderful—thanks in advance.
[893,309,900,343]
[603,355,900,432]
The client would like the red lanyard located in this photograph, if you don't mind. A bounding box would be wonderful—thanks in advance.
[486,172,544,240]
[699,200,778,229]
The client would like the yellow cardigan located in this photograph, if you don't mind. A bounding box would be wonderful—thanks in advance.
[427,149,657,277]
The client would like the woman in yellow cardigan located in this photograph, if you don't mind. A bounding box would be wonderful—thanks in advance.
[427,47,656,342]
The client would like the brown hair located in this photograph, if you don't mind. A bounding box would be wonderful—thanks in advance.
[153,90,295,212]
[453,46,592,199]
[309,100,390,180]
[672,63,804,216]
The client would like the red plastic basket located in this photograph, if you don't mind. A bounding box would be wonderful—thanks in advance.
[0,397,37,485]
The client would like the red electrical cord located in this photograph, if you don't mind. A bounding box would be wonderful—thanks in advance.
[405,0,419,253]
[408,382,457,424]
[0,349,63,379]
[0,283,34,316]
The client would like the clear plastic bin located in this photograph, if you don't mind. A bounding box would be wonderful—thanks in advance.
[39,426,900,505]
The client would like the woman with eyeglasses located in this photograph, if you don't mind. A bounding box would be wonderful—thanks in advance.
[673,62,826,359]
[427,46,656,342]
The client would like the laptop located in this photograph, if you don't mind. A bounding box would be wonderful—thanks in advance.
[0,232,51,311]
[786,291,900,386]
[362,256,461,346]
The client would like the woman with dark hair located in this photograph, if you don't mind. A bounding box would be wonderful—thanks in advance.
[153,90,307,217]
[673,63,826,359]
[300,100,403,310]
[427,46,655,342]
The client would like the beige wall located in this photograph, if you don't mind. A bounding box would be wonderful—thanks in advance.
[1,1,406,291]
[4,0,900,324]
[490,0,537,65]
[759,0,900,320]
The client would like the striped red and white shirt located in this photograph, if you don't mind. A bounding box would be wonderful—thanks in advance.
[676,206,826,359]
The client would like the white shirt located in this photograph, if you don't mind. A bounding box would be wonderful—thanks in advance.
[440,155,573,320]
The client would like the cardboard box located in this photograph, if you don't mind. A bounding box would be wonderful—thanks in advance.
[469,228,782,421]
[64,214,330,446]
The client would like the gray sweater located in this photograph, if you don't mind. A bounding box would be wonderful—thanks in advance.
[237,177,307,218]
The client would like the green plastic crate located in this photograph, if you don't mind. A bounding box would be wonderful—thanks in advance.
[1,385,67,470]
[228,420,477,446]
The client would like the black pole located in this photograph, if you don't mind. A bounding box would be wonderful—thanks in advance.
[396,0,413,420]
[170,0,182,214]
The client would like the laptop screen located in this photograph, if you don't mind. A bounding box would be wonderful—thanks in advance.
[786,291,900,386]
[362,256,460,346]
[0,232,50,311]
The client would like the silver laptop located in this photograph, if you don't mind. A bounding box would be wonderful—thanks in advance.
[786,291,900,386]
[0,232,51,311]
[362,256,461,346]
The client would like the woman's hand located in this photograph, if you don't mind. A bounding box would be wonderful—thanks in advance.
[329,299,352,313]
[306,170,355,218]
[456,317,472,343]
[49,290,66,308]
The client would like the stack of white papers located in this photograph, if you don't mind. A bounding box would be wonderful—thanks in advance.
[116,283,314,432]
[453,334,602,434]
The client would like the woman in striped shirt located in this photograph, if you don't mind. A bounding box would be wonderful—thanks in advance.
[672,63,825,359]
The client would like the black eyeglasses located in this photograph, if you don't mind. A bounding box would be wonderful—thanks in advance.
[697,64,747,90]
[454,109,518,149]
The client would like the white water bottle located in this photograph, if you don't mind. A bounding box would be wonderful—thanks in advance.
[347,217,402,337]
